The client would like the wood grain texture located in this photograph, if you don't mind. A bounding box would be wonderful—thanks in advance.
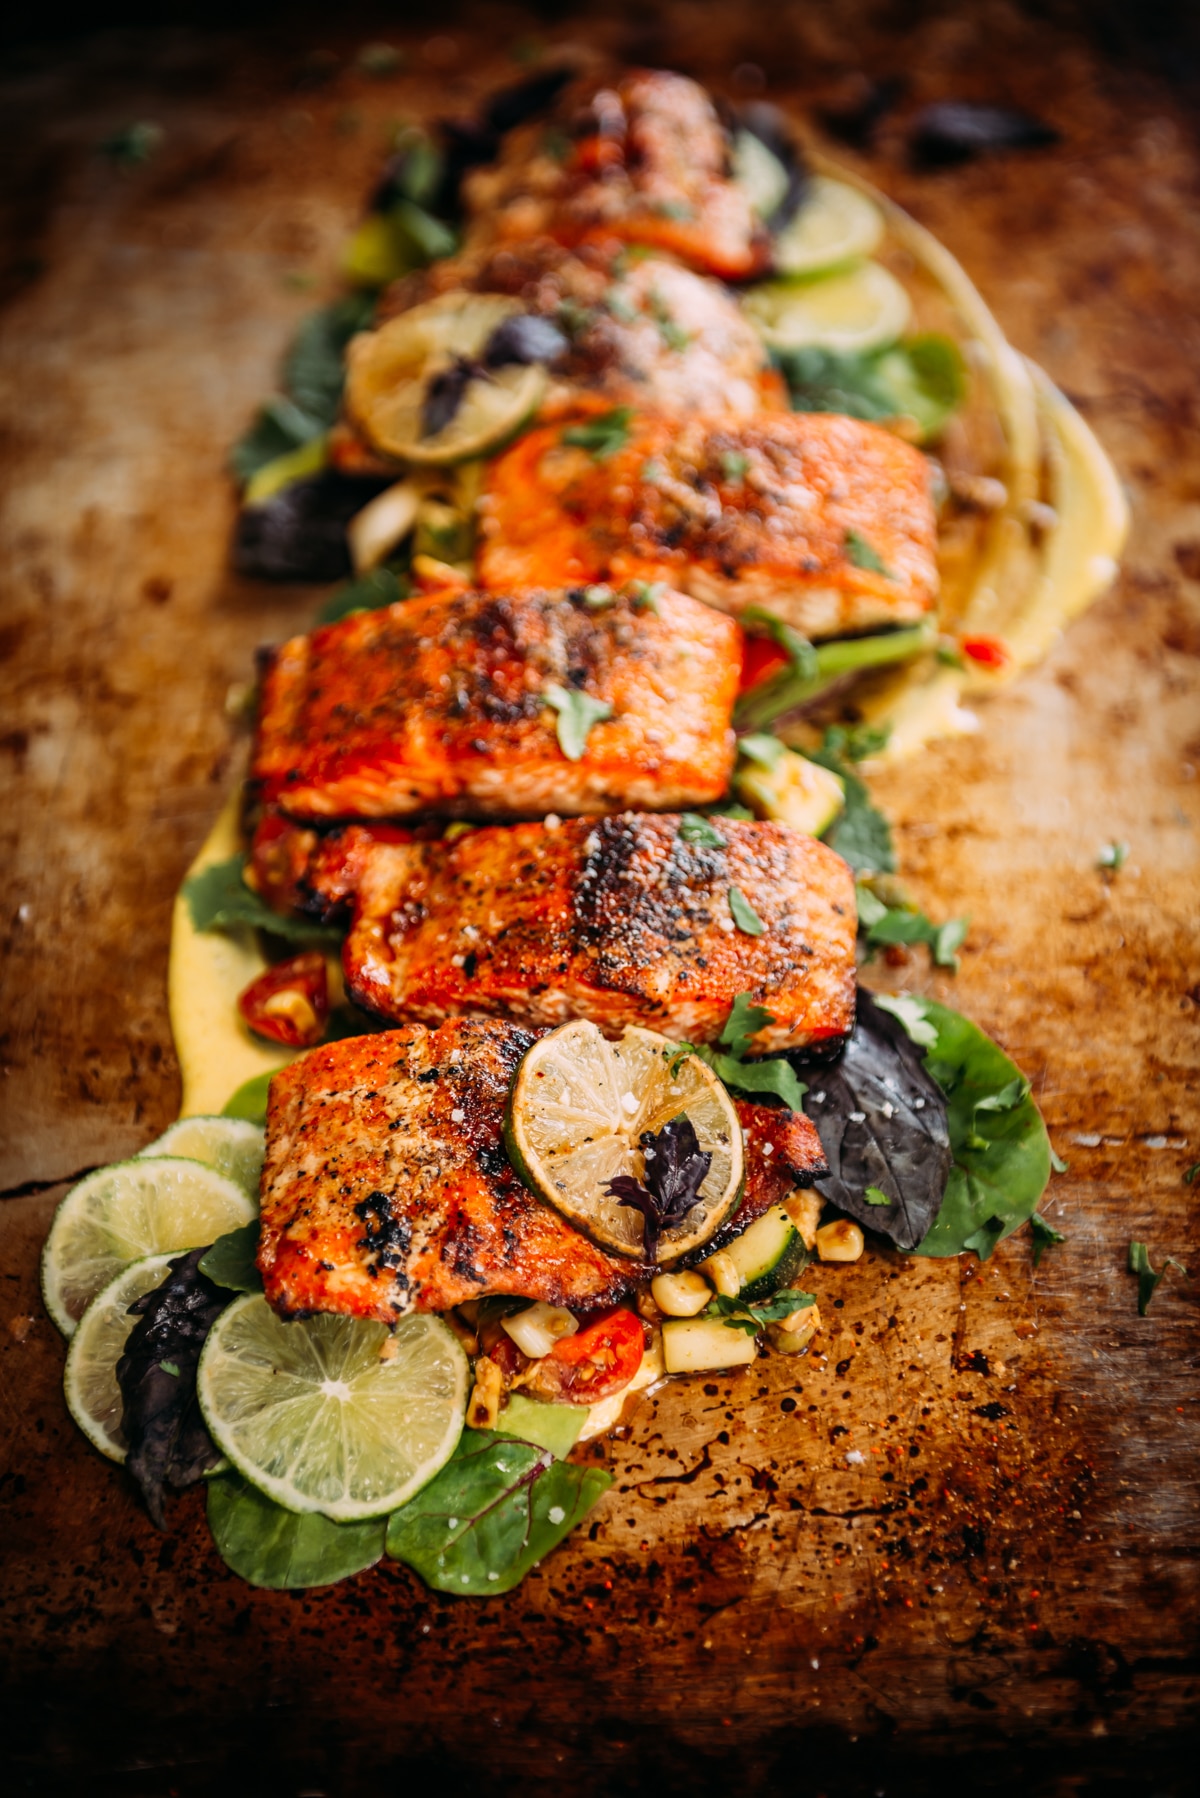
[1,6,1197,1792]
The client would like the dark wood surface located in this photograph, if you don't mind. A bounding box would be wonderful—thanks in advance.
[1,7,1197,1792]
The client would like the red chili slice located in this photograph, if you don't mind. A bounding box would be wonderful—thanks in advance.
[738,635,791,694]
[237,952,329,1048]
[961,635,1011,671]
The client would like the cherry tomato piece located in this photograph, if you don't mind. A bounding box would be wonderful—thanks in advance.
[961,635,1011,671]
[738,635,791,694]
[524,1306,646,1406]
[237,951,329,1048]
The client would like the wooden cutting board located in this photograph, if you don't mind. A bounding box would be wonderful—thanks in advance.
[1,9,1196,1791]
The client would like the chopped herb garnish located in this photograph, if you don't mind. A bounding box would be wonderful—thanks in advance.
[728,886,766,937]
[101,121,164,166]
[672,992,807,1110]
[844,529,893,577]
[678,813,727,848]
[581,584,615,610]
[1098,840,1130,872]
[641,458,666,484]
[719,992,773,1059]
[1049,1147,1070,1174]
[720,450,749,484]
[562,406,633,460]
[652,198,696,221]
[543,684,613,761]
[1128,1240,1188,1316]
[708,1287,815,1336]
[159,1360,181,1378]
[650,293,689,351]
[1029,1211,1066,1266]
[964,1075,1030,1152]
[604,1115,712,1256]
[863,1186,891,1208]
[1185,1163,1200,1186]
[627,579,666,614]
[856,881,970,971]
[604,286,638,324]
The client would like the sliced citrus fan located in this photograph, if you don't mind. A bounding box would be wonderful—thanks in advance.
[197,1297,468,1522]
[744,260,912,355]
[138,1116,265,1199]
[63,1252,176,1463]
[41,1157,256,1339]
[344,292,547,465]
[505,1021,743,1262]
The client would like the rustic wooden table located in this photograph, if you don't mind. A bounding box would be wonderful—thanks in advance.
[1,6,1196,1792]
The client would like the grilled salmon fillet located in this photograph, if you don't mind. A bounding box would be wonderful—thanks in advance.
[258,1020,645,1321]
[376,240,783,419]
[251,583,741,822]
[478,410,940,640]
[465,70,770,282]
[342,812,856,1052]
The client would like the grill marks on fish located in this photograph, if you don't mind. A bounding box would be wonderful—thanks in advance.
[342,813,856,1051]
[478,410,939,640]
[251,584,741,823]
[257,1020,648,1321]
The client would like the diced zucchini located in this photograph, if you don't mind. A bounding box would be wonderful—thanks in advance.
[735,748,845,837]
[722,1204,806,1301]
[662,1316,757,1375]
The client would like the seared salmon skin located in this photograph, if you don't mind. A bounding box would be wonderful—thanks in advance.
[466,70,770,282]
[257,1019,647,1321]
[478,410,939,640]
[342,813,856,1051]
[252,583,741,822]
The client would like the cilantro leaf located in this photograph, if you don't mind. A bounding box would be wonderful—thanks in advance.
[604,1115,712,1256]
[728,886,766,936]
[627,579,666,614]
[844,529,893,578]
[183,854,342,946]
[1098,840,1130,872]
[693,1046,807,1110]
[1128,1241,1188,1316]
[720,992,774,1059]
[721,450,749,483]
[1049,1147,1069,1174]
[543,684,613,760]
[562,406,633,460]
[857,881,970,970]
[1029,1211,1066,1266]
[708,1287,815,1334]
[678,813,727,848]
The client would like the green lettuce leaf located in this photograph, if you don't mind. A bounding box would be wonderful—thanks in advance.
[385,1429,611,1595]
[207,1470,385,1590]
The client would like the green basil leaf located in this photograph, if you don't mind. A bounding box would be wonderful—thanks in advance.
[561,406,633,460]
[678,813,727,848]
[183,854,343,946]
[845,529,892,577]
[879,998,1051,1260]
[385,1429,612,1595]
[543,685,613,761]
[728,885,766,936]
[200,1222,264,1295]
[221,1069,282,1127]
[719,992,774,1059]
[1029,1211,1066,1267]
[207,1470,385,1590]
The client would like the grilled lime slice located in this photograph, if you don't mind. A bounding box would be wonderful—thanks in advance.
[63,1252,176,1463]
[344,292,547,465]
[745,260,911,355]
[138,1116,265,1199]
[42,1157,256,1339]
[504,1021,743,1263]
[197,1296,468,1522]
[773,176,885,277]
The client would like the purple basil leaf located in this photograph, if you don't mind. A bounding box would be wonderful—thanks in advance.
[483,314,568,369]
[605,1115,712,1253]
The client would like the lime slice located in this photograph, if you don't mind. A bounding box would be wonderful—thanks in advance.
[505,1021,743,1263]
[63,1253,175,1463]
[42,1157,256,1339]
[344,292,548,465]
[138,1117,265,1199]
[744,260,912,355]
[197,1296,468,1522]
[733,130,790,220]
[773,176,885,277]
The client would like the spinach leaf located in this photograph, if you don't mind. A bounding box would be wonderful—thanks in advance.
[207,1470,385,1589]
[728,885,766,936]
[315,563,410,625]
[1128,1241,1188,1316]
[774,334,964,441]
[543,684,613,761]
[879,996,1052,1259]
[221,1069,283,1127]
[115,1248,228,1526]
[561,407,633,460]
[385,1429,612,1595]
[183,854,343,946]
[199,1222,263,1295]
[800,988,952,1251]
[230,396,325,483]
[1030,1211,1066,1266]
[284,292,376,426]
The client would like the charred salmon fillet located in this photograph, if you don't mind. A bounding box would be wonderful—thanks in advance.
[478,410,939,640]
[466,70,770,282]
[375,240,783,420]
[252,583,741,822]
[257,1021,827,1324]
[342,812,856,1051]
